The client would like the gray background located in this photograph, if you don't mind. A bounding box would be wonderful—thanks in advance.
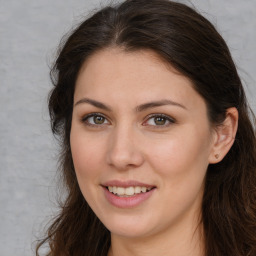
[0,0,255,255]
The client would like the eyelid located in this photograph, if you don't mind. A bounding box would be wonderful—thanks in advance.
[80,112,175,128]
[81,112,111,126]
[142,113,176,127]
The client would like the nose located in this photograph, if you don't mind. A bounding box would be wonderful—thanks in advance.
[106,125,144,170]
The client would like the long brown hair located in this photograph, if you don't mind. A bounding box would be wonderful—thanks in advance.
[36,0,256,255]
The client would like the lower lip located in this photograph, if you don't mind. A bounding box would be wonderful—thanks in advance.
[102,187,155,208]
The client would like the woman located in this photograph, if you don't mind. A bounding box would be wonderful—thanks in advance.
[36,0,256,255]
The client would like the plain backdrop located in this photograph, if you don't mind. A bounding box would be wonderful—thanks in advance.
[0,0,255,255]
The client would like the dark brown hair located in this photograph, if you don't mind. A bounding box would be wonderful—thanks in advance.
[36,0,256,255]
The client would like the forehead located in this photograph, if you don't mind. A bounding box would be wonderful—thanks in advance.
[77,47,185,83]
[74,47,205,112]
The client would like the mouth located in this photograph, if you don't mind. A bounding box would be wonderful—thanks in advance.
[106,186,155,197]
[102,181,156,208]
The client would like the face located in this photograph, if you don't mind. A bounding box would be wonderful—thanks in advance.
[70,48,215,239]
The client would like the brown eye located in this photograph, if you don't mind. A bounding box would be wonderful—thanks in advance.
[94,116,105,124]
[82,113,109,126]
[143,114,175,127]
[154,116,167,125]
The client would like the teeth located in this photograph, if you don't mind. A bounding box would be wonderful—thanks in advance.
[107,186,152,196]
[134,186,141,193]
[125,187,135,196]
[141,187,146,193]
[116,187,125,195]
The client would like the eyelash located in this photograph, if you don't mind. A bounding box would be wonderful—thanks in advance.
[81,113,176,128]
[142,114,176,127]
[81,113,110,127]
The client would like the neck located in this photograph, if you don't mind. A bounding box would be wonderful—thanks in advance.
[108,213,204,256]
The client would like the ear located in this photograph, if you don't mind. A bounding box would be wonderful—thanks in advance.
[208,107,238,164]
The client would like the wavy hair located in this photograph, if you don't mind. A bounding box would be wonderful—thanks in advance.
[36,0,256,255]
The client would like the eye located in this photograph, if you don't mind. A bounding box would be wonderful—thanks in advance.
[143,114,175,127]
[82,113,109,126]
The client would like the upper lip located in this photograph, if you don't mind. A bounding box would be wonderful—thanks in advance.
[102,180,156,188]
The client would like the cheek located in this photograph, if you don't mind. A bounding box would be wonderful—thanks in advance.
[70,129,104,181]
[70,129,106,210]
[146,127,211,181]
[146,132,210,216]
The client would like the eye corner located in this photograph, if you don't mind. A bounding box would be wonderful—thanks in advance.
[142,113,176,127]
[81,112,111,127]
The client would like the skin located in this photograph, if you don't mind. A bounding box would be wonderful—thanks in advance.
[70,48,238,256]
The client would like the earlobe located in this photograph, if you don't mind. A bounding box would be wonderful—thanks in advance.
[209,107,238,164]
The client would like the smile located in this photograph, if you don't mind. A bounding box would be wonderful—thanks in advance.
[102,181,156,208]
[107,186,154,197]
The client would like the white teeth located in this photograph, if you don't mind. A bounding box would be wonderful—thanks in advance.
[134,186,141,193]
[141,187,146,193]
[125,187,135,196]
[116,187,125,195]
[107,186,152,196]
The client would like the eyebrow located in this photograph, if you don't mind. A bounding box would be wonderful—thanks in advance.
[136,99,186,112]
[74,98,112,111]
[74,98,186,111]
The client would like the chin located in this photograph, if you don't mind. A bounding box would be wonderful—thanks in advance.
[109,225,151,239]
[100,213,157,238]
